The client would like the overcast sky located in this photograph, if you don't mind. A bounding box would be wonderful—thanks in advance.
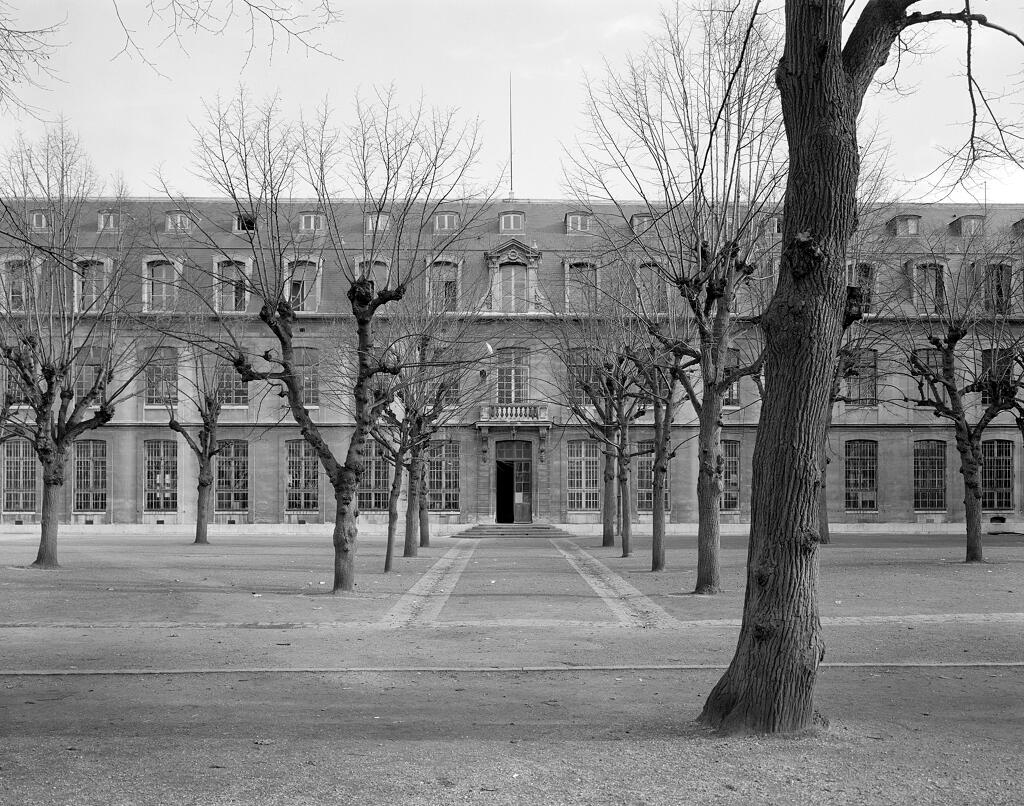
[6,1,1024,204]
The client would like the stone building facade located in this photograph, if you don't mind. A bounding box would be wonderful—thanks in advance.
[1,199,1023,527]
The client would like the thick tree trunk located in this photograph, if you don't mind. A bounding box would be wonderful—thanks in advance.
[195,462,213,545]
[332,482,357,592]
[33,463,65,569]
[404,451,422,557]
[419,473,430,548]
[699,0,865,732]
[384,460,404,572]
[602,438,617,547]
[955,432,984,563]
[695,394,723,593]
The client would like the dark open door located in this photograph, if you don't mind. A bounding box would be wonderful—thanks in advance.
[495,440,532,523]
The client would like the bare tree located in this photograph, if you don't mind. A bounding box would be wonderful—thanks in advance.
[865,219,1024,562]
[0,123,150,567]
[173,90,489,592]
[353,276,492,568]
[700,0,1024,734]
[568,1,782,592]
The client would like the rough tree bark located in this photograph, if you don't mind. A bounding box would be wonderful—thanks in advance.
[695,392,724,593]
[698,0,909,733]
[954,425,984,563]
[617,419,632,558]
[602,427,617,547]
[384,460,404,572]
[651,398,666,572]
[418,472,430,548]
[404,448,422,557]
[195,464,213,546]
[33,457,66,569]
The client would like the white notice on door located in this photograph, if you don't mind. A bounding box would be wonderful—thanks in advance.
[514,492,523,503]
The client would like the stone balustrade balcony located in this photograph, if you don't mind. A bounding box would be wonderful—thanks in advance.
[477,403,550,424]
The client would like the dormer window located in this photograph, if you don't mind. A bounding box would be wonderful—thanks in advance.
[630,213,653,233]
[950,215,984,237]
[234,213,256,233]
[500,211,524,233]
[29,210,50,231]
[887,214,920,237]
[566,213,592,234]
[165,212,192,234]
[299,212,324,232]
[97,211,121,232]
[435,212,460,232]
[365,212,390,235]
[1013,218,1024,239]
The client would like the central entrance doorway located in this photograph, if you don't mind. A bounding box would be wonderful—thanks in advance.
[495,440,532,523]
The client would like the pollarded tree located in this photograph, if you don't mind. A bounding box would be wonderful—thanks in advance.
[700,0,1024,734]
[171,90,489,592]
[568,0,783,593]
[355,274,492,567]
[867,217,1024,562]
[161,343,265,545]
[0,123,151,567]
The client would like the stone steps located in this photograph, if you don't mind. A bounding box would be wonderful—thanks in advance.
[450,523,573,540]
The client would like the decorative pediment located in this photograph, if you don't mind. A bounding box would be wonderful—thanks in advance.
[485,239,541,270]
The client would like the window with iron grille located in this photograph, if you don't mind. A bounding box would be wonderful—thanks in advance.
[427,440,460,511]
[636,440,671,512]
[984,264,1012,314]
[77,259,106,312]
[356,438,390,511]
[844,440,877,510]
[982,439,1014,510]
[567,440,600,511]
[913,440,946,511]
[722,439,740,511]
[145,346,178,406]
[496,348,529,404]
[723,348,741,407]
[980,348,1014,405]
[144,440,177,511]
[292,347,320,406]
[73,440,107,512]
[215,440,249,511]
[215,363,248,406]
[286,439,319,511]
[217,260,248,313]
[146,260,177,311]
[74,347,105,404]
[844,348,878,406]
[4,439,35,512]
